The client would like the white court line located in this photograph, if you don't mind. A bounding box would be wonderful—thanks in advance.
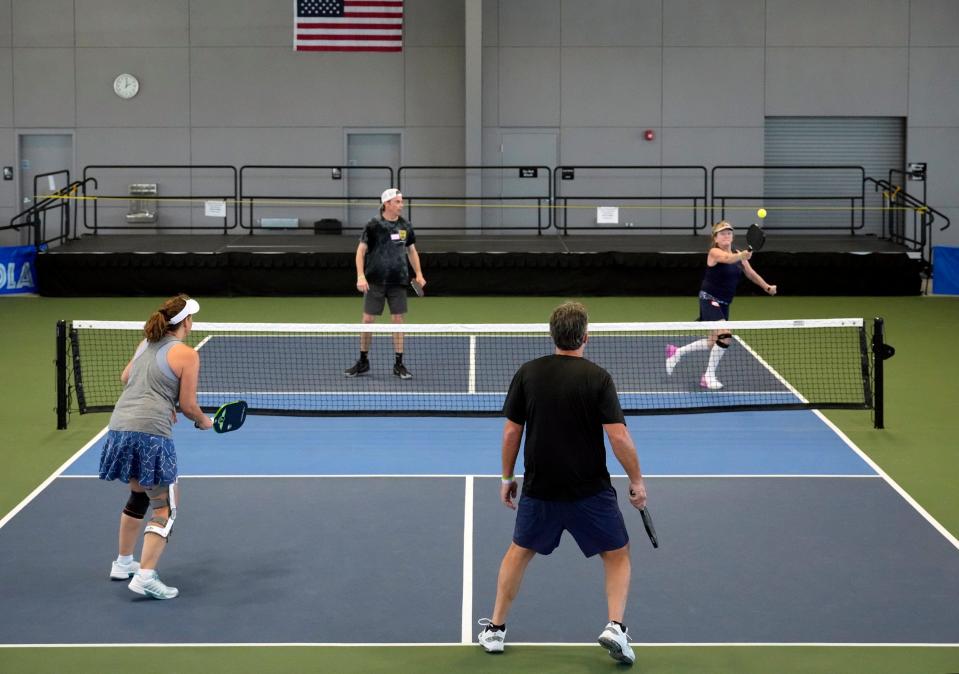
[735,334,959,552]
[56,474,882,480]
[0,426,109,531]
[0,642,956,648]
[468,335,476,394]
[811,409,959,552]
[461,476,474,645]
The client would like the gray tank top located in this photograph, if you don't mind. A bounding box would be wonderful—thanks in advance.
[109,335,182,438]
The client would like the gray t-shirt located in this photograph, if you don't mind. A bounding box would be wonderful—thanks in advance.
[109,335,182,438]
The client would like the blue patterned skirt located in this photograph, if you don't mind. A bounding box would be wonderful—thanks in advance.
[98,430,178,488]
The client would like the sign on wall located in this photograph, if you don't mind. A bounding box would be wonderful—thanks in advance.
[0,246,38,295]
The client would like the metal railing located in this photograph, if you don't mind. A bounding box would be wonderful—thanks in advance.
[398,165,552,233]
[711,165,867,233]
[239,165,393,232]
[553,165,707,234]
[865,176,950,269]
[4,177,98,250]
[82,165,239,234]
[9,162,943,257]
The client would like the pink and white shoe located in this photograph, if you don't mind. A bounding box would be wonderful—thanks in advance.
[665,344,679,375]
[700,375,723,390]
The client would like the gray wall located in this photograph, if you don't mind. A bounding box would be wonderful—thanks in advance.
[0,0,957,244]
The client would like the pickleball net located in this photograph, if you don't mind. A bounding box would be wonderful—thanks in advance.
[56,318,884,425]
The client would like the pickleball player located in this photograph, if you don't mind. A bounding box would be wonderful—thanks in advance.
[477,301,647,665]
[665,220,777,390]
[98,294,213,599]
[343,188,426,380]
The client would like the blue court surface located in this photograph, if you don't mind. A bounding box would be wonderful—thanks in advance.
[2,409,958,646]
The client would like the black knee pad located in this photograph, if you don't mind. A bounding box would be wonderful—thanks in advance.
[716,332,733,349]
[123,491,150,519]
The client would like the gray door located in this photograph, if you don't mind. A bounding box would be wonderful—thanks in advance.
[501,132,556,232]
[347,133,401,228]
[18,133,73,208]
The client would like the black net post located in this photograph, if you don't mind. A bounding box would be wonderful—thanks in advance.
[871,317,894,429]
[56,320,68,429]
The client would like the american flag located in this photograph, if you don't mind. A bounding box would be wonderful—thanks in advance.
[294,0,403,52]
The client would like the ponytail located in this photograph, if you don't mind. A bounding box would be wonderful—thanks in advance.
[143,311,169,342]
[143,294,190,342]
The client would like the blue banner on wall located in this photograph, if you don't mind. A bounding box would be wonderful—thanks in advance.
[933,246,959,295]
[0,245,38,295]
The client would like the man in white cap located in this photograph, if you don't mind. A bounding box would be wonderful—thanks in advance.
[344,188,426,379]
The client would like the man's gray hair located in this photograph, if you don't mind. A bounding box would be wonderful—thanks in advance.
[549,301,588,350]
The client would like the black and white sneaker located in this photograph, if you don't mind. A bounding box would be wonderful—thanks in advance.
[343,360,370,377]
[477,618,506,653]
[393,363,412,379]
[598,621,635,665]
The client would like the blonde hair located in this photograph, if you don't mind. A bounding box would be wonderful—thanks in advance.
[549,301,589,350]
[143,294,192,342]
[710,221,734,249]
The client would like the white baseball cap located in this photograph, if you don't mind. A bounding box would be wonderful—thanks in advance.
[169,298,200,325]
[381,188,402,204]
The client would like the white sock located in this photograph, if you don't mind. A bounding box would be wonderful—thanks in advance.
[705,345,726,379]
[136,568,156,579]
[117,554,134,565]
[677,338,711,359]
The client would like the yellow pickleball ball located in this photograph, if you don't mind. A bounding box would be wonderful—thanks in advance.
[757,208,767,219]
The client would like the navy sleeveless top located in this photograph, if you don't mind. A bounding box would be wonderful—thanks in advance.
[700,250,743,303]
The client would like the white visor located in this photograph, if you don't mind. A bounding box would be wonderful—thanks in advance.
[169,298,200,325]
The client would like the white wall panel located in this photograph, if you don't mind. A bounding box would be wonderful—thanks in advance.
[0,2,11,48]
[0,48,12,126]
[907,127,959,208]
[499,0,560,46]
[190,48,404,127]
[76,0,189,47]
[13,48,75,127]
[561,0,661,47]
[498,48,560,126]
[767,0,908,46]
[664,48,763,126]
[0,128,14,207]
[77,49,189,128]
[561,48,661,127]
[908,49,959,127]
[189,0,291,47]
[12,0,73,47]
[405,0,464,47]
[405,47,464,126]
[664,0,764,47]
[766,48,907,116]
[910,0,959,46]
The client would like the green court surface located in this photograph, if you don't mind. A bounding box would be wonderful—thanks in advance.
[1,295,957,674]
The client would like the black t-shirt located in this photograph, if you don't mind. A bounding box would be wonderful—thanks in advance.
[502,355,625,501]
[360,216,416,285]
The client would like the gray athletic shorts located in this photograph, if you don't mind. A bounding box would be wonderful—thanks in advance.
[364,283,408,316]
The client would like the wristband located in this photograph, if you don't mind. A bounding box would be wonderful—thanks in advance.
[501,475,514,484]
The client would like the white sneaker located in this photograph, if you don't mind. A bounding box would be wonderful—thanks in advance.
[665,344,679,375]
[598,621,635,665]
[477,618,506,653]
[110,559,140,580]
[128,571,179,599]
[700,374,724,390]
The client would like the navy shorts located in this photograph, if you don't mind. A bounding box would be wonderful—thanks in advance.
[698,296,730,321]
[512,485,629,557]
[364,283,408,316]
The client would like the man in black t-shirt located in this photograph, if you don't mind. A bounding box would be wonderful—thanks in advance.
[477,302,647,665]
[343,188,426,380]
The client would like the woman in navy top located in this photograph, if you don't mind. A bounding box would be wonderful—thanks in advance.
[665,221,777,389]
